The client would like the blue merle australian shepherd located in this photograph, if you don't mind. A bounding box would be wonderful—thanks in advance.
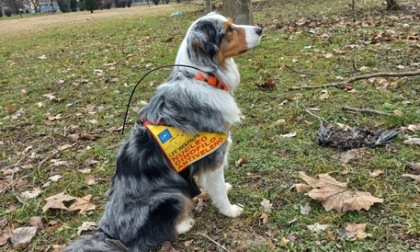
[65,12,262,252]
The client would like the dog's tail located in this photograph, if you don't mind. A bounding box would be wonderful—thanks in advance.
[64,232,128,252]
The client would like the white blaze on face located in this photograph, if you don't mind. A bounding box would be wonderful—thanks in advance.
[235,25,262,49]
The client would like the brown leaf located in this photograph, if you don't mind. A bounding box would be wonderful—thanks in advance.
[299,172,383,212]
[339,223,371,240]
[369,169,383,178]
[404,138,420,146]
[11,227,37,249]
[30,216,43,229]
[42,192,76,212]
[235,156,247,168]
[0,228,12,246]
[402,174,420,182]
[20,187,42,200]
[159,241,178,252]
[51,244,67,252]
[68,195,96,214]
[86,175,96,186]
[319,89,329,100]
[300,202,311,215]
[260,212,269,224]
[340,148,364,163]
[307,223,329,233]
[76,222,97,236]
[256,79,276,89]
[294,183,312,193]
[404,161,420,174]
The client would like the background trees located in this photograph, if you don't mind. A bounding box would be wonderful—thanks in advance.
[222,0,253,24]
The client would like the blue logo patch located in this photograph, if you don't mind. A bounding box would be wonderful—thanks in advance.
[158,129,172,144]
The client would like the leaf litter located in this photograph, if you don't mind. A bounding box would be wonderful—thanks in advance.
[298,172,383,212]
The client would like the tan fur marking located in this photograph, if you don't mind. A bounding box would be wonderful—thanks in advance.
[217,26,248,67]
[174,195,193,235]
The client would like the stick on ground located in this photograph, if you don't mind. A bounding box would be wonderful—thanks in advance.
[289,70,420,90]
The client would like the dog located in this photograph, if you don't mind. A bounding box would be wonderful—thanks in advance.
[64,12,262,252]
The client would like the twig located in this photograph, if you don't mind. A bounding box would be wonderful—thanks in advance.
[289,70,420,90]
[0,175,29,194]
[342,106,393,116]
[197,233,229,252]
[38,142,78,168]
[284,65,314,76]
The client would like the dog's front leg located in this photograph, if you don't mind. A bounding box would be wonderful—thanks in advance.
[199,165,243,218]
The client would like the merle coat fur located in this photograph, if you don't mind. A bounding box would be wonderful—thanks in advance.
[64,12,261,252]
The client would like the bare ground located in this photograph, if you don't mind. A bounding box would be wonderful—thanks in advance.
[0,4,180,36]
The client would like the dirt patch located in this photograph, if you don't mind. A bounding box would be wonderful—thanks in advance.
[0,4,178,36]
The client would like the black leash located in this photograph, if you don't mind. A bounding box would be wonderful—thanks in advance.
[121,64,206,135]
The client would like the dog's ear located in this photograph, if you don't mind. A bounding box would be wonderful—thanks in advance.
[191,20,222,57]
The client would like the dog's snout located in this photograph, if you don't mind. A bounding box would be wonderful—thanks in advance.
[255,27,262,36]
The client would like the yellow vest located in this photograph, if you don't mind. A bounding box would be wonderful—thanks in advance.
[146,125,228,173]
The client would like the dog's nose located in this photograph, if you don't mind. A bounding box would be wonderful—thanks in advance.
[255,27,262,36]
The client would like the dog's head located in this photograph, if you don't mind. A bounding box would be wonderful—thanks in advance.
[185,12,262,67]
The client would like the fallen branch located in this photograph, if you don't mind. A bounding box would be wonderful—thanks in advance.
[38,142,78,168]
[342,106,393,116]
[289,70,420,90]
[197,233,229,252]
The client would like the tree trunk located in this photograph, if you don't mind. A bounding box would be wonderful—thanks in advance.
[385,0,400,10]
[222,0,253,25]
[204,0,211,14]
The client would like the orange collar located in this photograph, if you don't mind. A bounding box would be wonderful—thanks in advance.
[194,72,229,92]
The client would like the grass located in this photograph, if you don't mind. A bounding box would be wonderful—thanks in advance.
[1,0,419,251]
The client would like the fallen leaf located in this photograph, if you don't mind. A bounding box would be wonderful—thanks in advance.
[340,148,364,163]
[369,169,383,178]
[260,212,269,224]
[293,183,312,193]
[319,90,329,100]
[404,138,420,146]
[260,198,272,214]
[393,109,403,117]
[42,192,76,212]
[0,228,12,246]
[235,156,247,167]
[11,227,37,249]
[159,241,178,252]
[404,161,420,174]
[307,223,329,233]
[299,172,383,212]
[402,174,420,182]
[339,223,371,240]
[20,187,42,200]
[51,244,67,252]
[68,195,96,214]
[183,239,194,247]
[86,175,96,186]
[194,197,205,214]
[287,217,297,225]
[323,53,334,59]
[280,132,297,138]
[300,202,312,215]
[407,124,419,132]
[30,216,43,229]
[280,237,289,247]
[49,175,62,182]
[256,79,276,89]
[326,229,335,241]
[76,222,97,236]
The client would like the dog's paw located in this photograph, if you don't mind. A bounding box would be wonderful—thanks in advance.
[175,217,195,234]
[225,183,233,192]
[220,204,243,218]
